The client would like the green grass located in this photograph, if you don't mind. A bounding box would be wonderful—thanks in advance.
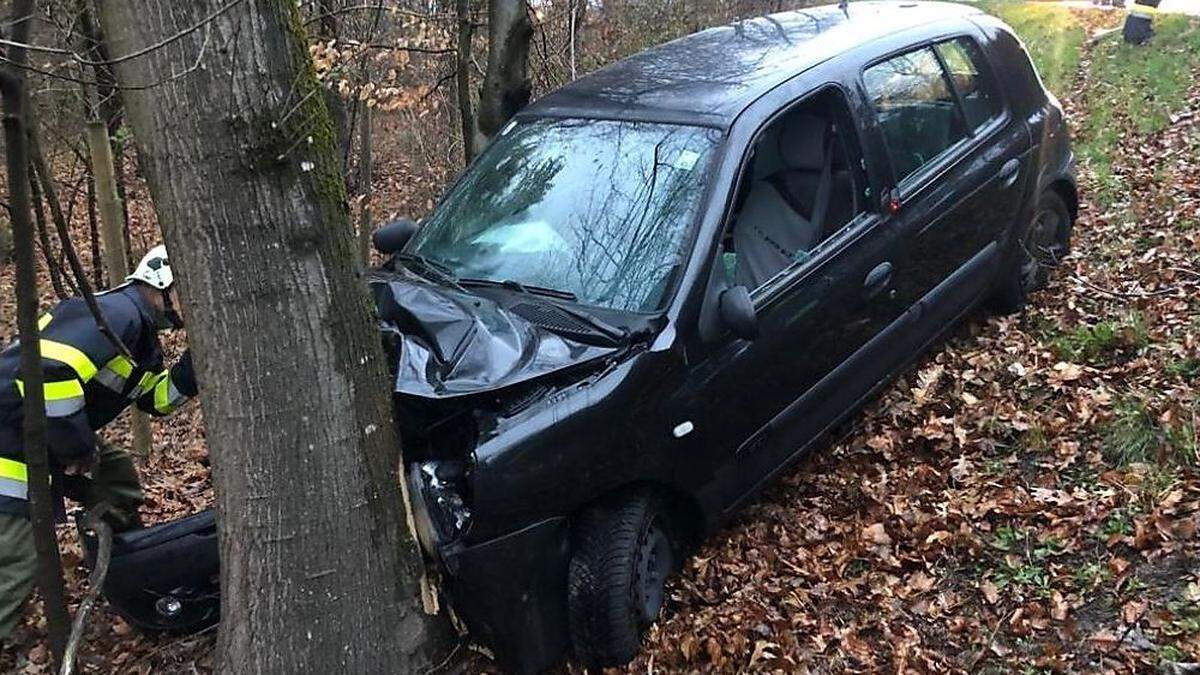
[1104,399,1161,466]
[977,1,1086,96]
[1077,15,1200,208]
[1046,312,1147,365]
[1102,398,1198,468]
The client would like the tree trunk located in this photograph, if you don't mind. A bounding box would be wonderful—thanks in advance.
[97,1,452,671]
[356,105,372,266]
[477,0,533,141]
[84,121,153,459]
[0,1,71,667]
[0,200,11,261]
[456,0,478,163]
[77,0,132,260]
[28,168,70,299]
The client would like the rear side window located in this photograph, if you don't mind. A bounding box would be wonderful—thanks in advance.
[935,38,1002,130]
[863,47,966,182]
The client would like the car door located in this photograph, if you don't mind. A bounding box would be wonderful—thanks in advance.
[862,35,1029,317]
[670,83,908,514]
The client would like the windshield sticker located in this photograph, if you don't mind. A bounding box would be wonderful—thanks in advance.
[672,149,700,171]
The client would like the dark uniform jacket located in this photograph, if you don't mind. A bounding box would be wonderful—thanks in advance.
[0,285,197,516]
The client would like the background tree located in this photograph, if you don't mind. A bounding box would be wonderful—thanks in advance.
[0,0,72,667]
[476,0,533,146]
[96,1,452,670]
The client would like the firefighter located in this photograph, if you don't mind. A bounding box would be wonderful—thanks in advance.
[0,245,198,642]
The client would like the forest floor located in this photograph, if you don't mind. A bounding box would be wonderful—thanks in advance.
[2,3,1200,674]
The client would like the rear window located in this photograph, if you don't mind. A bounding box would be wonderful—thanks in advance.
[935,38,1002,130]
[863,47,967,182]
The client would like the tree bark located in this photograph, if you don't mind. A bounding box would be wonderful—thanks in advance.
[356,105,372,266]
[0,0,71,667]
[477,0,533,141]
[97,1,452,671]
[84,121,153,459]
[456,0,478,163]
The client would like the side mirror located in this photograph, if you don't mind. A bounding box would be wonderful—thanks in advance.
[372,218,419,253]
[718,285,758,340]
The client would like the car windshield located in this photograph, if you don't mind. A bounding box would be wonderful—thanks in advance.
[405,118,721,312]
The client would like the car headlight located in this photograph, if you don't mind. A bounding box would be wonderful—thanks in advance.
[407,461,471,558]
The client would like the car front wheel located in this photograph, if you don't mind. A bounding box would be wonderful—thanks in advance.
[567,490,677,668]
[990,189,1073,314]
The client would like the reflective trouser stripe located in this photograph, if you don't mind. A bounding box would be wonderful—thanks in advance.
[0,459,28,501]
[37,314,52,330]
[134,372,157,398]
[15,379,87,417]
[153,376,186,414]
[38,340,98,382]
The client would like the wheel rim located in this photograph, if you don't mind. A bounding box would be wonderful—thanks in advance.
[1020,206,1064,292]
[633,517,672,627]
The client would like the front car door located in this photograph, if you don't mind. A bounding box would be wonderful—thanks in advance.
[671,77,908,515]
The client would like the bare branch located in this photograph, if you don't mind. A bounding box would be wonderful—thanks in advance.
[303,4,451,27]
[0,0,241,67]
[0,22,213,91]
[60,509,113,675]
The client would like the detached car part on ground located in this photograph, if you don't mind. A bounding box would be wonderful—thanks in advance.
[83,2,1076,671]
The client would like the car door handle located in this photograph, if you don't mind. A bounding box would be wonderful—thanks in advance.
[862,261,894,300]
[999,158,1021,187]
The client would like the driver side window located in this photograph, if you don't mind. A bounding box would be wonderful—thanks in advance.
[723,88,869,290]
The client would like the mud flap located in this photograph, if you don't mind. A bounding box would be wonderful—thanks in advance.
[78,509,219,632]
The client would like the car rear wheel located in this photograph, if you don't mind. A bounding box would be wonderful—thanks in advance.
[990,190,1073,314]
[567,491,677,669]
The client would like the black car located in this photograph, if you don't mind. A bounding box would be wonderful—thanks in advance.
[91,1,1075,671]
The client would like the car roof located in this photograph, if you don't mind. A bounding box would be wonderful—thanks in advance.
[521,1,984,128]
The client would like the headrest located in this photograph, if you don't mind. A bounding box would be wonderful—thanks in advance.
[777,115,828,171]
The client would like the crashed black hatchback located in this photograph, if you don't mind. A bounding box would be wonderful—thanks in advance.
[93,1,1077,671]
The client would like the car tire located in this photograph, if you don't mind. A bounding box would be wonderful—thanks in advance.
[990,190,1073,314]
[567,491,677,669]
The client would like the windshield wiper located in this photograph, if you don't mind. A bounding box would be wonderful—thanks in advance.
[555,303,628,342]
[460,278,627,342]
[396,253,466,292]
[459,277,577,301]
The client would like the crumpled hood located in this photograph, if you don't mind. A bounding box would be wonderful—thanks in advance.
[369,272,619,399]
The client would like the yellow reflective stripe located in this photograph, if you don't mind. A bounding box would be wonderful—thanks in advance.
[16,379,86,400]
[0,457,27,483]
[39,340,98,382]
[152,376,182,414]
[135,372,158,397]
[105,355,134,378]
[37,314,52,330]
[154,378,170,412]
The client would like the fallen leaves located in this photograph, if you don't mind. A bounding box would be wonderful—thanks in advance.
[862,522,892,546]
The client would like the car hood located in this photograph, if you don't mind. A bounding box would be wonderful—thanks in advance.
[369,271,620,399]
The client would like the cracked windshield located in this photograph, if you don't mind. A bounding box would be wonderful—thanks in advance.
[406,118,722,311]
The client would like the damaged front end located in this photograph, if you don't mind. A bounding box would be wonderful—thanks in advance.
[372,270,657,671]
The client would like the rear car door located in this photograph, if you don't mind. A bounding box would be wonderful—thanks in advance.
[862,35,1028,315]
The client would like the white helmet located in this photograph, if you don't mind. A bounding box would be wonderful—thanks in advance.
[126,245,174,290]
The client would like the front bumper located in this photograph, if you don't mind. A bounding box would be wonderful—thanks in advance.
[443,517,571,674]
